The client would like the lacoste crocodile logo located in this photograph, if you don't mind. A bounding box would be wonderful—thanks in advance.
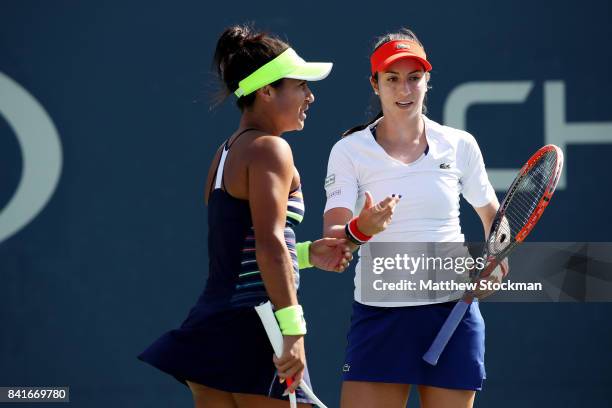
[439,163,451,169]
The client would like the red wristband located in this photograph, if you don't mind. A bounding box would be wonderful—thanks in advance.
[348,217,372,242]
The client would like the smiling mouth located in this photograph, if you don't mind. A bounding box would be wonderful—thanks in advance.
[300,106,309,119]
[396,101,413,108]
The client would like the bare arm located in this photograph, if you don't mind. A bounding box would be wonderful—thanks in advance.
[247,136,307,391]
[323,207,359,252]
[473,198,510,298]
[473,199,499,240]
[323,193,400,252]
[248,136,297,309]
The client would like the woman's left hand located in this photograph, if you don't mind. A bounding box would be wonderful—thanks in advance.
[473,258,509,299]
[309,238,353,272]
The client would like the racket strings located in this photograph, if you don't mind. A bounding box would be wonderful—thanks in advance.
[488,150,558,256]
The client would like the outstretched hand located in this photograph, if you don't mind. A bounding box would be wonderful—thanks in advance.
[356,191,401,236]
[309,238,353,272]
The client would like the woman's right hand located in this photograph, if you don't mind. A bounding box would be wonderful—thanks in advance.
[273,335,306,393]
[356,191,401,236]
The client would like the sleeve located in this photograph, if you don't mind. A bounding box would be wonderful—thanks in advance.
[323,141,359,214]
[458,133,497,208]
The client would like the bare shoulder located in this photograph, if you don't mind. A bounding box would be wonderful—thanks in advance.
[248,135,294,167]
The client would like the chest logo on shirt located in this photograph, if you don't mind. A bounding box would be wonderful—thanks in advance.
[439,163,451,169]
[325,174,336,187]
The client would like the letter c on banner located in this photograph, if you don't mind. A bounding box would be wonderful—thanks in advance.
[0,72,63,244]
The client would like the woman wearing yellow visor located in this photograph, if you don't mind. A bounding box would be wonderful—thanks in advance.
[140,25,350,407]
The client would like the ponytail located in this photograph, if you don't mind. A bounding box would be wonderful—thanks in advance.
[342,110,383,137]
[212,24,289,111]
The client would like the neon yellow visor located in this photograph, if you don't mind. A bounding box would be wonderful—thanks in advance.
[234,48,333,98]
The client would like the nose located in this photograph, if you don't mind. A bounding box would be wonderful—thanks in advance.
[400,79,412,96]
[306,85,315,103]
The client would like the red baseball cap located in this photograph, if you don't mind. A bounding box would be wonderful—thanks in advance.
[370,40,432,76]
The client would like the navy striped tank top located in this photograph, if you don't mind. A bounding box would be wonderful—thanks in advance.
[200,134,305,311]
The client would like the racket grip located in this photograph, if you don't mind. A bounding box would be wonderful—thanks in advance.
[423,301,470,366]
[254,302,284,357]
[288,388,297,408]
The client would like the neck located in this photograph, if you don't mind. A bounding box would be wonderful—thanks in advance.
[239,106,283,136]
[377,111,424,144]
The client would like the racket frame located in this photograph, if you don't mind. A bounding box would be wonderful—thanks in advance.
[422,144,564,366]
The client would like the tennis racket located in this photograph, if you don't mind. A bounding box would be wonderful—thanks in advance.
[423,144,564,366]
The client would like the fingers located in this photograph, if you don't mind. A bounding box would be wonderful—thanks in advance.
[336,249,353,271]
[309,237,353,272]
[274,355,304,393]
[388,195,401,209]
[363,191,374,209]
[374,195,401,217]
[272,336,305,394]
[357,193,401,235]
[327,237,350,249]
[279,372,304,394]
[376,195,394,210]
[287,371,303,393]
[314,237,349,249]
[373,195,400,225]
[276,362,303,381]
[474,271,503,299]
[273,352,297,370]
[500,258,510,276]
[334,251,353,272]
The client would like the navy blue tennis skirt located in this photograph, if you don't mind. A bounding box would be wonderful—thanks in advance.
[138,306,314,404]
[342,300,486,390]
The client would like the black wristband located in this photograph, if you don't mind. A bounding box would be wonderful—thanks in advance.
[345,223,363,245]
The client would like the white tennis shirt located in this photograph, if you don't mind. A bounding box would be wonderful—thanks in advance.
[324,116,497,306]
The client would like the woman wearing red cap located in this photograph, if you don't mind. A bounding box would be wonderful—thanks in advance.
[323,28,506,407]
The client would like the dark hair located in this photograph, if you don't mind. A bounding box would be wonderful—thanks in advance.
[342,28,430,137]
[213,25,289,111]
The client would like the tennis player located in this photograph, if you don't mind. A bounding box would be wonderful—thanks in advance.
[139,25,357,408]
[323,28,508,408]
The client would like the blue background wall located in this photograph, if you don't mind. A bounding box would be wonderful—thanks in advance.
[1,0,611,406]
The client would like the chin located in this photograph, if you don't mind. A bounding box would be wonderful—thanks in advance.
[396,106,421,118]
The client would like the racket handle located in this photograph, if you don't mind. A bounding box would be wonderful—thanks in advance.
[254,302,284,357]
[288,388,297,408]
[423,300,470,366]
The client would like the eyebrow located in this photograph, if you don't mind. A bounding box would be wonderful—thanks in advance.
[384,70,423,75]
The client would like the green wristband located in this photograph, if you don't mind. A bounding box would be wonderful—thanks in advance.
[296,241,313,269]
[274,305,307,335]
